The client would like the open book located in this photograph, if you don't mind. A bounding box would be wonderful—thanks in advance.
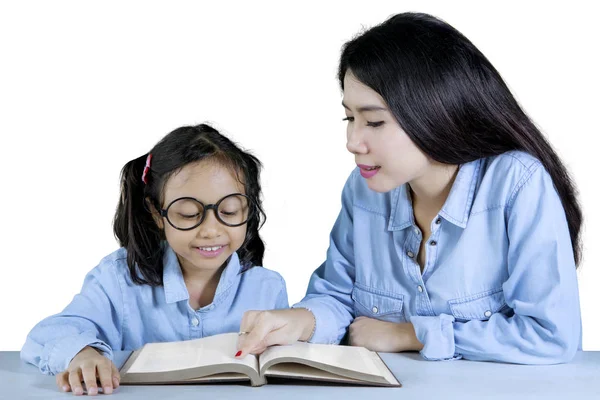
[119,333,400,387]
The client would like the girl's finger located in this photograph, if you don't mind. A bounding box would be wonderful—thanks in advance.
[81,365,99,395]
[55,371,71,392]
[97,363,114,394]
[68,370,84,396]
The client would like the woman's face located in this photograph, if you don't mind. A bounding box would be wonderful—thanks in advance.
[343,70,432,193]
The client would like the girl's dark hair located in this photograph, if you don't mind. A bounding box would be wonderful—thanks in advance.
[338,12,582,266]
[113,124,266,286]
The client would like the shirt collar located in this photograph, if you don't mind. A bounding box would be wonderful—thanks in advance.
[388,184,414,231]
[388,158,481,230]
[438,159,481,228]
[162,245,243,304]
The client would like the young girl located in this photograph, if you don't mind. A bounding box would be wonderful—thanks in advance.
[21,124,288,395]
[236,12,582,364]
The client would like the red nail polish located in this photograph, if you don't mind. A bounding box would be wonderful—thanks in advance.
[235,351,242,357]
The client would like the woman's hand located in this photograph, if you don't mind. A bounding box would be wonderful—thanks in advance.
[55,346,120,395]
[236,308,316,357]
[349,317,424,352]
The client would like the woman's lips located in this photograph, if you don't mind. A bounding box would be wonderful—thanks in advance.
[357,164,381,179]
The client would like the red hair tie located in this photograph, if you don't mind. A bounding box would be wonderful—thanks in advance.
[141,154,153,184]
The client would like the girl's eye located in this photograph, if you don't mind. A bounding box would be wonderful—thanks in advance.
[367,121,384,128]
[342,117,354,122]
[179,213,200,219]
[220,211,238,216]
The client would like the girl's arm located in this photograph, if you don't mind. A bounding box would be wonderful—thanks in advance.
[20,259,125,374]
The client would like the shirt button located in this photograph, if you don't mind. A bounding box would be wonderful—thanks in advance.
[484,310,492,318]
[191,318,199,326]
[417,285,423,293]
[407,250,415,258]
[435,218,442,225]
[372,306,378,314]
[414,228,420,236]
[430,240,437,246]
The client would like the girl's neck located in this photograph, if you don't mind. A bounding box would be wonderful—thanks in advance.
[181,264,224,287]
[178,257,226,309]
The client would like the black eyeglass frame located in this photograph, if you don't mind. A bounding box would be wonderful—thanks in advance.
[159,193,253,231]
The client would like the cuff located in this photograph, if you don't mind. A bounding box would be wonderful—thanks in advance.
[410,314,461,361]
[44,332,113,375]
[293,299,345,344]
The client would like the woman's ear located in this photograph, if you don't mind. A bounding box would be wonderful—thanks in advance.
[145,197,164,230]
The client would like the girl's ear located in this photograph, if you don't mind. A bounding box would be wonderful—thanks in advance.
[145,197,164,230]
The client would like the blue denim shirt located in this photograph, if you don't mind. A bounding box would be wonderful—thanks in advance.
[21,246,288,374]
[295,151,581,364]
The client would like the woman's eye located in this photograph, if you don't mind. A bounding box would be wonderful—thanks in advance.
[367,121,384,128]
[221,211,238,216]
[342,116,354,122]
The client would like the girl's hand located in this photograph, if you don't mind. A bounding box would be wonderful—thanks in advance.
[348,317,424,352]
[236,308,315,357]
[56,346,120,396]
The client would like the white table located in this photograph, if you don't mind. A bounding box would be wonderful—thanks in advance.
[2,351,599,399]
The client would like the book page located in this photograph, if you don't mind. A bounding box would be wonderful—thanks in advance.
[259,342,383,379]
[367,351,400,385]
[126,333,257,374]
[265,363,364,383]
[187,373,249,382]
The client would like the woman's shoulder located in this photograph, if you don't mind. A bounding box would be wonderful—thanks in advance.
[342,167,394,211]
[480,151,546,191]
[483,150,542,176]
[474,150,550,211]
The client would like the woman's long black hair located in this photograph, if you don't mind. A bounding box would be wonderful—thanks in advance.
[338,12,582,266]
[113,124,266,285]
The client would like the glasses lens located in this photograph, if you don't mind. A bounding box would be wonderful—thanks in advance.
[167,199,204,229]
[217,195,250,226]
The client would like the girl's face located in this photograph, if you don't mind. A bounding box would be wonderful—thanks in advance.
[343,70,432,193]
[157,160,248,274]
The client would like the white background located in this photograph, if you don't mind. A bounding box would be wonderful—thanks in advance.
[1,1,598,351]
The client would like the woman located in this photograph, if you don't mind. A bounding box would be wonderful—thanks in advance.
[236,12,582,364]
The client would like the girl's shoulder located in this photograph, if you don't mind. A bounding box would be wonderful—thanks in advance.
[98,247,129,265]
[240,265,286,288]
[86,247,134,286]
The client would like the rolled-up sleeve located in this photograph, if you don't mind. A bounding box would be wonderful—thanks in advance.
[20,261,124,374]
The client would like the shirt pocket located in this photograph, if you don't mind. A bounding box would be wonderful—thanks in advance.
[351,285,405,323]
[448,288,507,322]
